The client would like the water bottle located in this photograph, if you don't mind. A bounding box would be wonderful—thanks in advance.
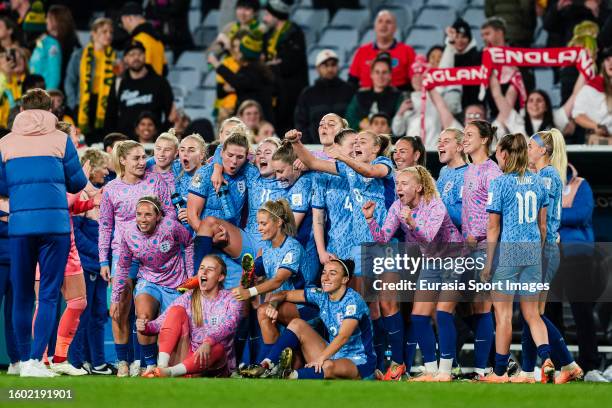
[384,345,393,372]
[171,193,189,227]
[218,184,235,220]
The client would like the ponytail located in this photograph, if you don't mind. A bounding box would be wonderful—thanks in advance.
[258,199,297,237]
[536,128,567,187]
[271,140,297,165]
[498,133,528,176]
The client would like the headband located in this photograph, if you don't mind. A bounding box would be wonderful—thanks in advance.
[137,198,161,214]
[260,206,283,221]
[334,259,350,277]
[531,133,545,148]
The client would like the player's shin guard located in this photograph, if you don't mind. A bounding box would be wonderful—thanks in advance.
[494,353,511,376]
[141,343,158,367]
[372,318,386,371]
[411,315,437,366]
[296,366,324,379]
[382,313,404,364]
[473,312,494,372]
[53,296,87,363]
[404,324,417,374]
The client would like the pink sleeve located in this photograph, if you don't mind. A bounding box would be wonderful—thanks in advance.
[368,200,402,243]
[411,200,445,243]
[145,292,192,334]
[98,189,114,264]
[204,295,243,346]
[111,233,132,303]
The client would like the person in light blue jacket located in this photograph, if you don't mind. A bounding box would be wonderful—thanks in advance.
[29,32,62,90]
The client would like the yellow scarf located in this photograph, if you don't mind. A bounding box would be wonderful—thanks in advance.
[78,42,116,134]
[215,56,240,110]
[266,21,290,60]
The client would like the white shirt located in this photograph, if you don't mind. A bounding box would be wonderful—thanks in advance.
[572,84,612,133]
[391,91,441,151]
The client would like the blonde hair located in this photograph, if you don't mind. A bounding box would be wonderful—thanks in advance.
[80,148,108,171]
[91,17,112,33]
[360,130,391,157]
[322,112,349,129]
[441,128,469,163]
[398,165,439,203]
[535,128,567,187]
[271,141,296,164]
[219,116,249,140]
[155,128,179,149]
[57,121,73,135]
[258,199,297,237]
[259,136,282,149]
[112,140,143,178]
[191,255,227,327]
[181,133,207,154]
[497,133,528,176]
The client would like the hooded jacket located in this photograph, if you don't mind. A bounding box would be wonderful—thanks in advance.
[132,22,167,76]
[0,109,87,236]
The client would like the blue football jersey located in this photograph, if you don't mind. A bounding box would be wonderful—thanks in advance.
[244,174,286,237]
[336,156,394,243]
[538,165,562,243]
[486,171,548,265]
[436,164,467,230]
[261,236,306,292]
[304,287,376,365]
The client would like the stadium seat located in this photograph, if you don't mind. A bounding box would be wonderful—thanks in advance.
[416,6,457,30]
[193,25,218,48]
[168,68,202,90]
[184,107,211,121]
[427,0,466,10]
[189,9,202,33]
[534,68,555,91]
[292,7,329,37]
[191,0,201,9]
[318,28,360,60]
[307,45,344,68]
[405,25,443,51]
[382,0,424,10]
[202,9,220,28]
[301,26,318,49]
[330,8,371,33]
[175,51,205,70]
[549,86,561,108]
[202,70,217,89]
[77,30,90,47]
[165,51,174,66]
[462,6,486,28]
[339,66,349,81]
[308,67,318,85]
[470,0,485,6]
[470,26,484,48]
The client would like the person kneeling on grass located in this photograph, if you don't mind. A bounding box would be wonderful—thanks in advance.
[136,255,243,377]
[242,259,376,380]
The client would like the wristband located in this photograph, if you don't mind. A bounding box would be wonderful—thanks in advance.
[248,287,258,298]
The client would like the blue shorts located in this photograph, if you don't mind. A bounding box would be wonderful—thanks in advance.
[332,353,375,379]
[297,303,320,323]
[492,264,542,296]
[111,255,139,279]
[134,279,182,312]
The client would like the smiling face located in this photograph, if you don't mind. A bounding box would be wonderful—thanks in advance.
[369,116,390,135]
[92,23,113,48]
[393,139,417,170]
[320,260,349,293]
[221,144,248,175]
[371,60,392,90]
[136,202,161,234]
[604,55,612,76]
[120,146,147,178]
[463,123,488,156]
[257,210,282,241]
[135,117,157,143]
[198,257,225,291]
[438,131,463,164]
[454,32,470,53]
[154,139,177,170]
[318,114,344,145]
[354,133,378,164]
[526,92,547,120]
[179,138,205,173]
[235,5,255,25]
[396,171,421,207]
[255,141,278,177]
[271,159,298,187]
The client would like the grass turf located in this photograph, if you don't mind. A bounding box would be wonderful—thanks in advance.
[1,375,611,408]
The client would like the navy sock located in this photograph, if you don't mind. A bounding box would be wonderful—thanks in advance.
[411,315,437,363]
[267,329,300,365]
[541,315,572,366]
[473,312,494,370]
[404,323,417,374]
[537,344,551,361]
[494,352,510,376]
[436,311,456,361]
[247,310,261,365]
[372,318,386,371]
[382,313,404,364]
[115,343,129,362]
[296,366,324,379]
[132,324,141,363]
[193,236,213,275]
[520,314,537,372]
[256,343,273,364]
[141,343,157,367]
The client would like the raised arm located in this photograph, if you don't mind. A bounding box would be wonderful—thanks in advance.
[364,200,402,243]
[286,130,338,175]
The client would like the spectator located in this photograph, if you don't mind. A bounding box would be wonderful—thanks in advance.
[346,52,402,131]
[119,1,167,76]
[257,120,275,141]
[172,108,191,138]
[237,99,263,136]
[600,12,612,49]
[208,31,274,125]
[392,56,441,150]
[210,0,265,57]
[0,45,28,128]
[544,0,610,48]
[48,89,74,125]
[440,19,481,112]
[104,41,174,139]
[348,9,416,91]
[102,132,128,182]
[262,0,308,134]
[45,5,80,90]
[560,21,599,106]
[65,17,116,144]
[485,0,537,47]
[145,0,194,61]
[134,111,158,144]
[573,47,612,141]
[426,45,443,68]
[213,30,246,124]
[545,163,607,382]
[0,16,31,100]
[294,49,354,144]
[28,6,61,90]
[6,73,45,128]
[13,0,43,50]
[368,112,391,136]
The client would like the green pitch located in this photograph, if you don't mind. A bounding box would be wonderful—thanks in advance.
[1,375,611,408]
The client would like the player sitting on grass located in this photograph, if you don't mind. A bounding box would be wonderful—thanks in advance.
[135,255,242,377]
[242,259,376,380]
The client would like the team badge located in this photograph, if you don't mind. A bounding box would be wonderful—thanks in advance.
[291,193,302,206]
[159,241,171,253]
[282,251,293,264]
[191,173,202,188]
[345,304,356,316]
[237,180,246,194]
